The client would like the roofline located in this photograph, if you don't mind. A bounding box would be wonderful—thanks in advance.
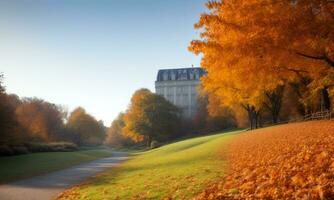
[157,67,202,71]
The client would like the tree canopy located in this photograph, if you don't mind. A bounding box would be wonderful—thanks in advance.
[15,98,65,142]
[189,0,334,127]
[0,74,23,145]
[123,89,180,146]
[105,113,134,148]
[67,107,106,146]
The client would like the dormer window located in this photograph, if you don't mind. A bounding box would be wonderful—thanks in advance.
[179,70,187,80]
[171,72,176,80]
[195,70,200,80]
[163,72,168,81]
[156,68,205,82]
[189,71,195,80]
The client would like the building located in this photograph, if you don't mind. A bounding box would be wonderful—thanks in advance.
[155,67,206,119]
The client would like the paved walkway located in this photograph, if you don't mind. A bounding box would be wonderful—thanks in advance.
[0,152,128,200]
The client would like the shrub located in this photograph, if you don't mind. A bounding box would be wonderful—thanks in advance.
[0,142,79,156]
[0,145,14,156]
[25,142,78,153]
[25,143,49,152]
[150,140,161,149]
[49,142,78,152]
[11,146,30,154]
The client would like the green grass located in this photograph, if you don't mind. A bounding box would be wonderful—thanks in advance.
[63,130,240,200]
[0,149,112,183]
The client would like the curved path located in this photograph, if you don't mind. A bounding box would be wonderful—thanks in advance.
[0,152,128,200]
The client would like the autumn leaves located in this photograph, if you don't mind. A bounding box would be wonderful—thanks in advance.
[189,0,334,128]
[196,121,334,199]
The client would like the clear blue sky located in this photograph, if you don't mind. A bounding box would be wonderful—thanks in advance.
[0,0,206,125]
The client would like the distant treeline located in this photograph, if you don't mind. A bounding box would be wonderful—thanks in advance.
[0,74,106,155]
[0,73,235,155]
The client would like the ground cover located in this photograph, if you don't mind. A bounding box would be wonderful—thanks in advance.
[57,130,240,200]
[196,121,334,199]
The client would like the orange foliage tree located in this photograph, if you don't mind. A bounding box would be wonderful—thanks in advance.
[105,113,134,148]
[193,87,236,132]
[15,98,65,142]
[123,89,180,146]
[0,74,24,145]
[189,0,334,127]
[67,107,106,146]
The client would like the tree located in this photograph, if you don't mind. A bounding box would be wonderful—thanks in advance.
[189,0,334,128]
[263,86,285,123]
[67,107,105,146]
[0,74,23,145]
[105,113,133,148]
[0,73,5,94]
[123,89,180,147]
[289,76,314,115]
[15,98,65,142]
[194,89,236,133]
[192,95,209,134]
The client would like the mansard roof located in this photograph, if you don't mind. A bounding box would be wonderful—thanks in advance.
[156,67,206,82]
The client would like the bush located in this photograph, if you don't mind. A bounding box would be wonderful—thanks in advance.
[0,145,14,156]
[49,142,78,152]
[25,142,78,153]
[150,140,161,149]
[12,146,30,154]
[0,142,78,156]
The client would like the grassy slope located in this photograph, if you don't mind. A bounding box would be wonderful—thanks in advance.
[0,149,112,183]
[58,130,240,200]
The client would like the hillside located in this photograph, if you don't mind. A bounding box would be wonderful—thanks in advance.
[56,121,334,200]
[57,130,240,200]
[197,120,334,199]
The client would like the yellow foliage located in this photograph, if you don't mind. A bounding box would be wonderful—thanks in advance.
[189,0,334,114]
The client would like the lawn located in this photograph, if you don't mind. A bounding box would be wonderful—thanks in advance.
[57,130,240,200]
[0,149,113,183]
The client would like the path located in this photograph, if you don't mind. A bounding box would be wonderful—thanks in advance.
[0,152,128,200]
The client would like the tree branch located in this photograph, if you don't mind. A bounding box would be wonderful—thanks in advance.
[325,83,334,89]
[296,52,324,60]
[323,55,334,68]
[276,66,308,78]
[296,52,334,68]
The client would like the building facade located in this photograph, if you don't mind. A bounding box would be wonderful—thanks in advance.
[155,67,206,119]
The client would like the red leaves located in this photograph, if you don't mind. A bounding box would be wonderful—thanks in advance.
[195,121,334,200]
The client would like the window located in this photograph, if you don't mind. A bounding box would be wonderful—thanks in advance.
[195,71,200,79]
[163,72,168,81]
[171,72,176,80]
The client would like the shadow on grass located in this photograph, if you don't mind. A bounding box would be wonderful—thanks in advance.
[0,152,128,189]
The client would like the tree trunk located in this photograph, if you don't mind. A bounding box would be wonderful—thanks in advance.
[289,78,312,116]
[254,110,261,128]
[248,109,254,130]
[321,87,331,111]
[242,104,260,130]
[244,105,254,130]
[147,136,152,148]
[258,114,263,128]
[264,86,284,124]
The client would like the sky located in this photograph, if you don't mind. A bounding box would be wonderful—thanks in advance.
[0,0,206,125]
